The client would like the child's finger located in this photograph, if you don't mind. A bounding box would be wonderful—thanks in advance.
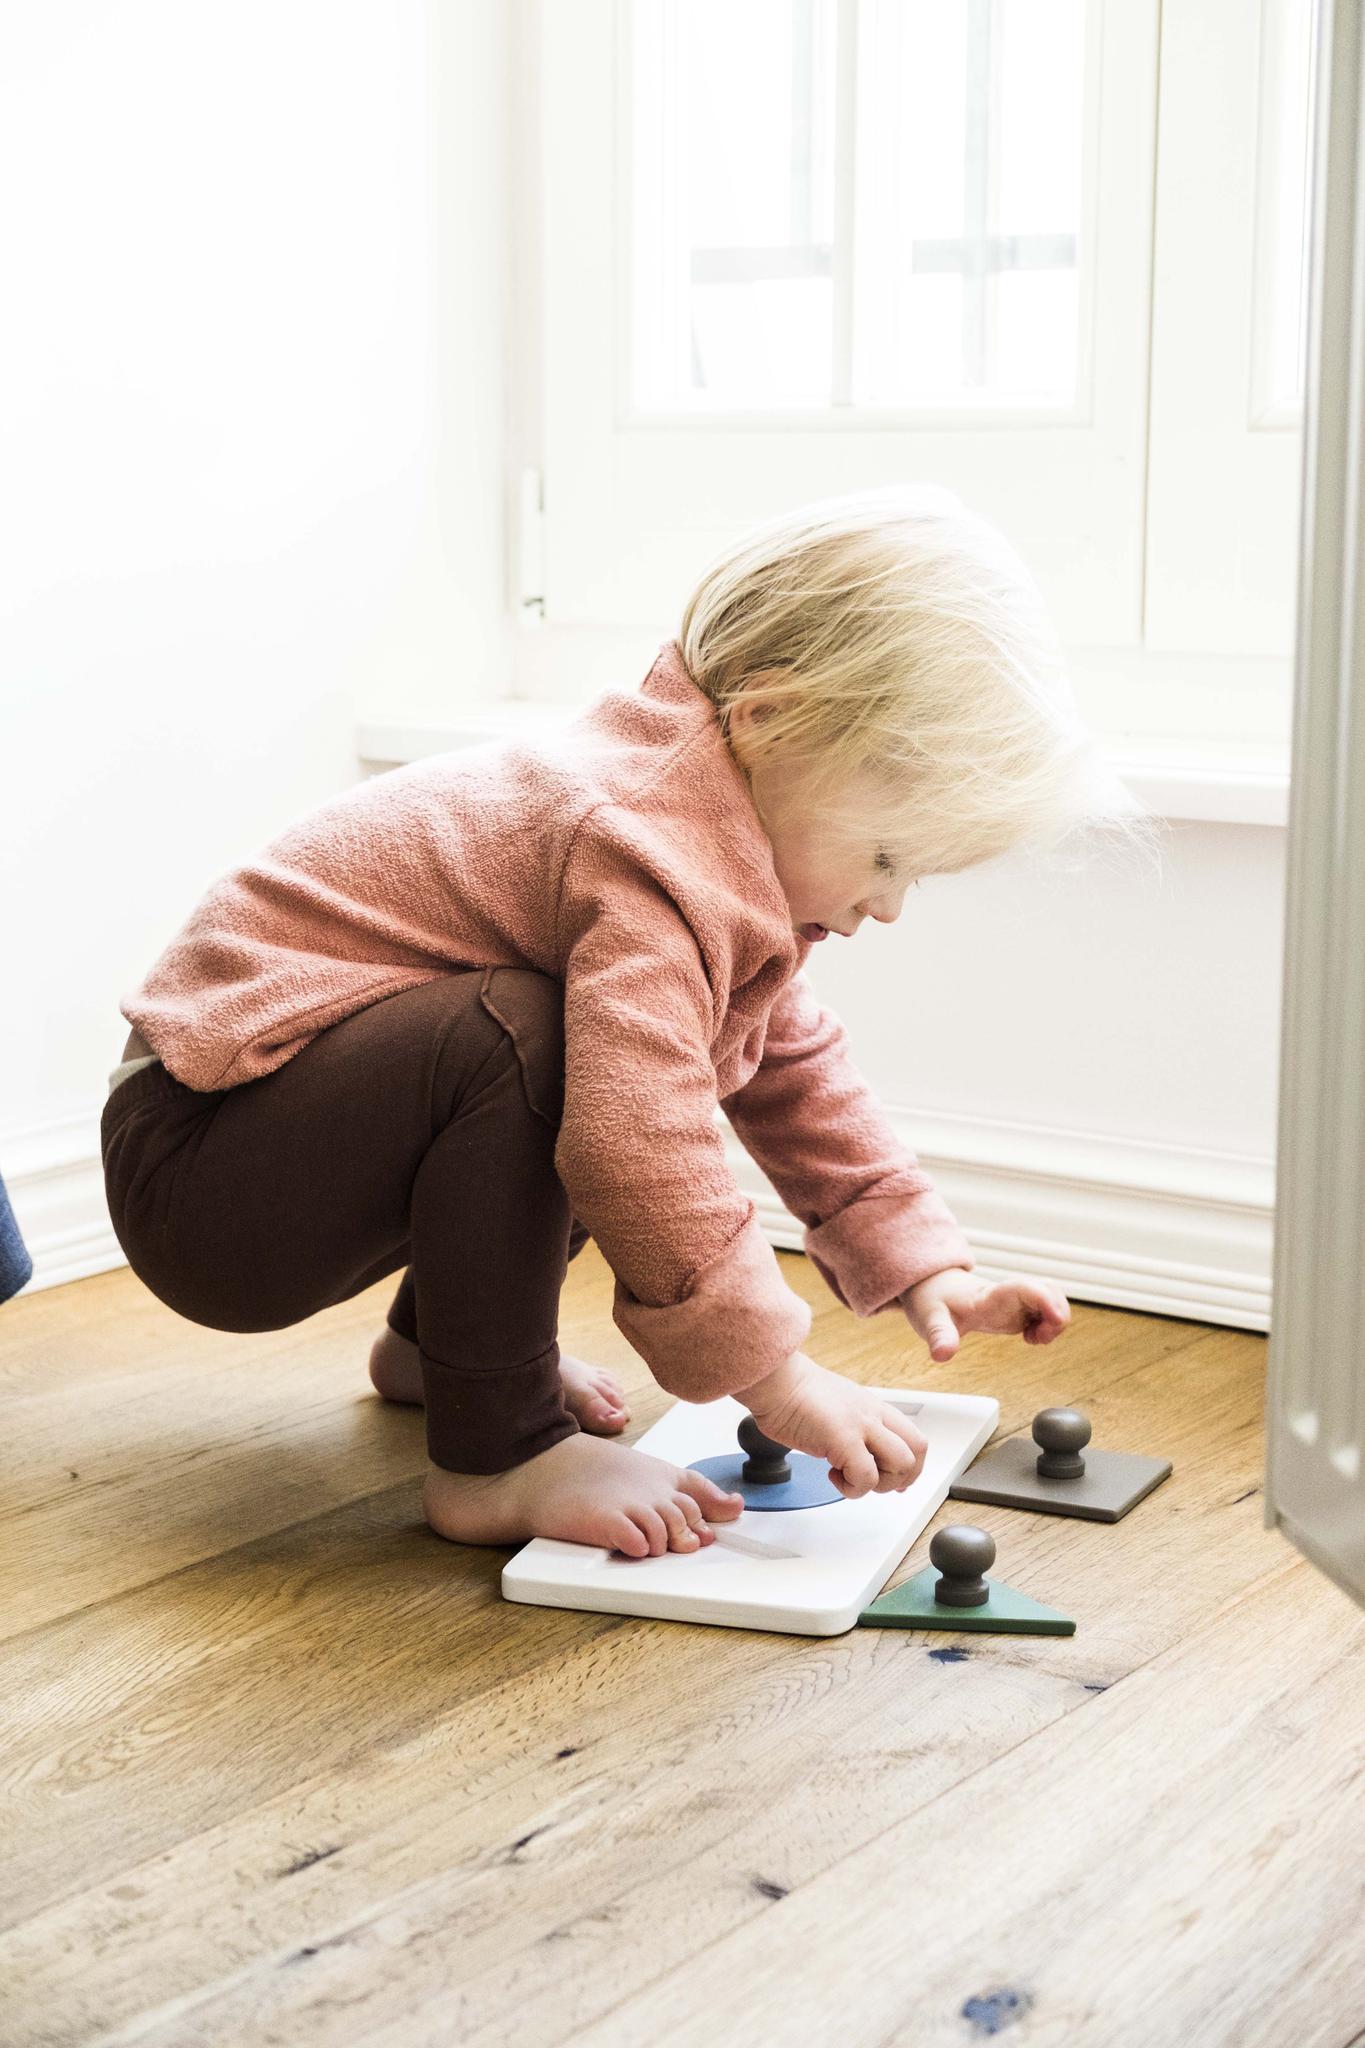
[883,1411,928,1475]
[831,1438,879,1497]
[1022,1286,1069,1339]
[923,1309,960,1359]
[868,1423,920,1490]
[888,1408,928,1447]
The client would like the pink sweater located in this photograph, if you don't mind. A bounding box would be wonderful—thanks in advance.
[121,640,972,1400]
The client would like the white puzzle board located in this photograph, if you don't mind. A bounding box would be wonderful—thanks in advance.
[501,1386,999,1637]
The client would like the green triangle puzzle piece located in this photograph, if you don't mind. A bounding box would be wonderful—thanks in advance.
[858,1564,1076,1636]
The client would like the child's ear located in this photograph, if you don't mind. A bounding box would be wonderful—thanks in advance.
[728,687,772,743]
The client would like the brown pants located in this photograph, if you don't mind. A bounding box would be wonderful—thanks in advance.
[100,969,590,1474]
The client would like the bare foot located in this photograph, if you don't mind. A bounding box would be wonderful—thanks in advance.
[553,1354,630,1434]
[423,1432,745,1557]
[368,1326,630,1435]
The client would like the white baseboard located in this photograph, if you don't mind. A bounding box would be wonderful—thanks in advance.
[6,1105,1273,1332]
[722,1103,1273,1333]
[2,1112,128,1297]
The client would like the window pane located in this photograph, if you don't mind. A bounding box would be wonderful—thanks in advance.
[852,0,1089,407]
[898,275,967,395]
[996,268,1080,398]
[892,7,969,240]
[628,0,838,410]
[691,277,835,402]
[683,4,819,246]
[998,0,1086,237]
[627,0,1094,414]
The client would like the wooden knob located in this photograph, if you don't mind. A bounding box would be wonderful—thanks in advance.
[738,1415,792,1485]
[929,1524,995,1607]
[1033,1406,1091,1480]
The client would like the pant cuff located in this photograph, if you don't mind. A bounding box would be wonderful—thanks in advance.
[421,1342,580,1474]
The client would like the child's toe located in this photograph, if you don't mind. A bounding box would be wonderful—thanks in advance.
[635,1509,669,1556]
[681,1470,744,1519]
[672,1497,714,1547]
[610,1515,650,1558]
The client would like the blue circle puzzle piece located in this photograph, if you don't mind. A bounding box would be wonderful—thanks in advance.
[687,1450,845,1511]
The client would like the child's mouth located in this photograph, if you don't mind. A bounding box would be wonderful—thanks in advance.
[798,922,829,941]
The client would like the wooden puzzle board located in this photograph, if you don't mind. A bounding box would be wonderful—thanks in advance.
[501,1386,1000,1637]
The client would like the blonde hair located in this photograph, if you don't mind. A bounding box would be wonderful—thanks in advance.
[678,483,1162,879]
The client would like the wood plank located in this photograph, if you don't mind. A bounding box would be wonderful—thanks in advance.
[554,1561,1365,2048]
[6,1542,1297,2048]
[0,1318,1283,2044]
[0,1335,422,1641]
[0,1247,671,1640]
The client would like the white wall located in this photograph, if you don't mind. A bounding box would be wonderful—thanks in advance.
[764,820,1283,1329]
[0,2,513,1281]
[2,4,1287,1335]
[811,824,1283,1157]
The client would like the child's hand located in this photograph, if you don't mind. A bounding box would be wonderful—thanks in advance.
[740,1352,928,1501]
[900,1266,1070,1363]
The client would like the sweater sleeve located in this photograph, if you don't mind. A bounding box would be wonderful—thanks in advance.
[554,830,812,1402]
[719,970,972,1315]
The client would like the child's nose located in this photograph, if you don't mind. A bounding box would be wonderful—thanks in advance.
[875,878,915,923]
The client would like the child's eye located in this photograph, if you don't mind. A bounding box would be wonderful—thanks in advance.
[874,848,895,875]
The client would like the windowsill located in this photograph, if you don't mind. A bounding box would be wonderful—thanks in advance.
[355,711,1290,827]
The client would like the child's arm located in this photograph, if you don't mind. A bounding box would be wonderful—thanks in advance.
[719,970,972,1317]
[554,831,963,1496]
[554,833,813,1405]
[722,976,1070,1380]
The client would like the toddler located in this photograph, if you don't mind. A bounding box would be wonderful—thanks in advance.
[102,486,1140,1560]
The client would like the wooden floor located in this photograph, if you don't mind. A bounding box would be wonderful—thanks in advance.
[3,1246,1363,2048]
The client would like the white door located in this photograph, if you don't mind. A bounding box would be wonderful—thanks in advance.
[1264,0,1365,1609]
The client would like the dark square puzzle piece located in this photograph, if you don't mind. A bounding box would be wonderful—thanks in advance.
[949,1436,1172,1523]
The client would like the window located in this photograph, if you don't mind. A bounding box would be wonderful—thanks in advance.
[529,0,1313,747]
[854,0,1091,411]
[629,0,840,412]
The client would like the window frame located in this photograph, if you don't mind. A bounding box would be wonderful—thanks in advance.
[511,0,1301,756]
[622,0,1103,425]
[536,0,1159,655]
[1142,0,1309,660]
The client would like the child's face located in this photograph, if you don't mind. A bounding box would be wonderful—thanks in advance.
[728,706,912,941]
